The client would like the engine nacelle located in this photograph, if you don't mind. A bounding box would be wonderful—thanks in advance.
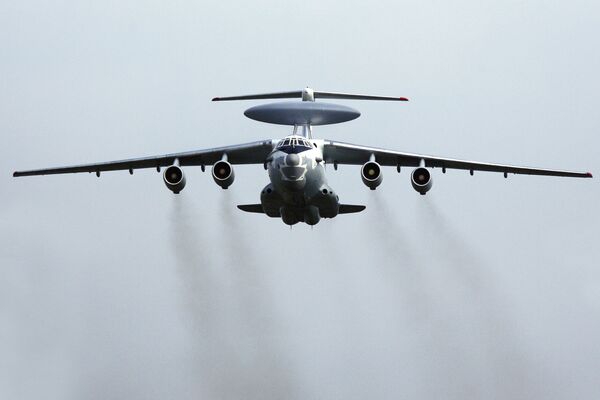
[163,165,186,194]
[361,161,383,190]
[212,160,235,189]
[411,167,433,195]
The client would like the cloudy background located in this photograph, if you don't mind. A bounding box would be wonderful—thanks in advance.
[2,1,599,399]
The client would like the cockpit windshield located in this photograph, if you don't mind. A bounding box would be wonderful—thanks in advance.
[276,137,313,154]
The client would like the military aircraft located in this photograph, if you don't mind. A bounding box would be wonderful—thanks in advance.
[13,88,592,225]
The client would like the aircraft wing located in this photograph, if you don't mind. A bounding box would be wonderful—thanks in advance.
[13,140,275,177]
[323,140,592,178]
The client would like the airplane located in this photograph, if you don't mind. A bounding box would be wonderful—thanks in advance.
[13,87,593,226]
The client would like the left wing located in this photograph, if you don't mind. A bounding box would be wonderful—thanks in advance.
[13,140,275,177]
[323,140,592,178]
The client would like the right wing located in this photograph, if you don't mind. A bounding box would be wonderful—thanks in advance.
[323,140,592,179]
[13,140,275,177]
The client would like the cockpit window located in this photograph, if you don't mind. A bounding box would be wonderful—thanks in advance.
[276,137,312,154]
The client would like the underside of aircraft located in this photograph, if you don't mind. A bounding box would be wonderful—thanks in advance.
[13,88,592,225]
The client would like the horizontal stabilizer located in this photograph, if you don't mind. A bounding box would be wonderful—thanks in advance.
[237,204,265,213]
[213,88,408,102]
[213,91,302,102]
[339,204,366,214]
[315,91,408,101]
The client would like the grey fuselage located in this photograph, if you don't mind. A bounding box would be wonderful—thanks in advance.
[261,135,338,225]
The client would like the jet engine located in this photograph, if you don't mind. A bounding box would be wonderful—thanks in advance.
[163,165,186,194]
[411,167,433,195]
[361,161,383,190]
[212,160,235,189]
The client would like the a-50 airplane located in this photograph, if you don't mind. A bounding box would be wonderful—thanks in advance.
[14,88,592,225]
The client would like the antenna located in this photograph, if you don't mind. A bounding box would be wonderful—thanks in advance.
[213,88,409,127]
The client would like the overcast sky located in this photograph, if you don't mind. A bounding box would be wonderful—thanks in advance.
[2,1,599,399]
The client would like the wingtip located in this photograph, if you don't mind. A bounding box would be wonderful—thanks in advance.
[211,97,221,101]
[13,171,19,177]
[399,97,409,101]
[586,172,593,178]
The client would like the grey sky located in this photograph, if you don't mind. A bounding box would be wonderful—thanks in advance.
[2,1,599,399]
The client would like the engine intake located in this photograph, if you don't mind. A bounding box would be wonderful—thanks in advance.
[411,167,432,195]
[361,161,383,190]
[163,165,186,194]
[212,160,235,189]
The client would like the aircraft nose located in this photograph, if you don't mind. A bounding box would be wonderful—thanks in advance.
[285,153,300,166]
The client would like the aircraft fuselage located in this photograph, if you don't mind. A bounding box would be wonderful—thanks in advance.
[261,136,338,225]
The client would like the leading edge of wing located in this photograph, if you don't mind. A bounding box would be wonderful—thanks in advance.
[324,140,593,178]
[13,140,275,177]
[13,154,171,177]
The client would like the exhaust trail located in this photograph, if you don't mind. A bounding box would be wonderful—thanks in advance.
[365,192,431,320]
[171,195,298,400]
[170,195,239,399]
[212,191,299,400]
[170,195,222,335]
[415,199,486,292]
[414,198,540,399]
[362,193,530,398]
